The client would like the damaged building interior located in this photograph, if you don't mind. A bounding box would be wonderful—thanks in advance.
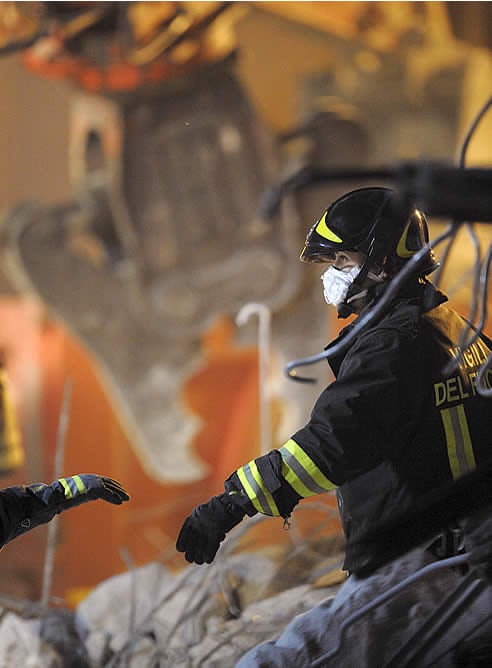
[0,1,491,666]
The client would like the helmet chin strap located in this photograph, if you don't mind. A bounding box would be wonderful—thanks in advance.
[346,288,368,304]
[337,261,386,319]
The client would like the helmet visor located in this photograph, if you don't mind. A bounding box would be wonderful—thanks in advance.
[300,244,337,263]
[299,207,364,263]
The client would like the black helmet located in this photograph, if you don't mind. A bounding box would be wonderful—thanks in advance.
[300,186,438,276]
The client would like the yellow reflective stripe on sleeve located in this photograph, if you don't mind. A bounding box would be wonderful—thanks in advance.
[72,475,86,493]
[58,477,73,499]
[31,484,45,493]
[440,404,476,480]
[457,405,476,470]
[236,460,280,516]
[249,459,279,516]
[279,439,337,497]
[281,459,316,498]
[236,466,262,514]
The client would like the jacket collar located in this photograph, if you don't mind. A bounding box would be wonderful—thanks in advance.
[326,281,448,376]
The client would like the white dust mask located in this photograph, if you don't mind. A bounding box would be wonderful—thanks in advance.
[321,265,362,307]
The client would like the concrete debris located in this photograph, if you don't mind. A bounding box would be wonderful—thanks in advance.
[0,528,345,667]
[0,612,61,668]
[2,536,490,667]
[75,543,344,667]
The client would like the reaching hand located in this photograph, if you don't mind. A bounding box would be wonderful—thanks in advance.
[176,493,245,565]
[55,474,130,506]
[0,474,130,548]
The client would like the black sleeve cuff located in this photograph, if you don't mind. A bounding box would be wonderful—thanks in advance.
[224,474,258,517]
[225,451,303,519]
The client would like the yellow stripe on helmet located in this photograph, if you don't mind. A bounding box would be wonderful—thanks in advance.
[315,211,343,243]
[396,221,416,258]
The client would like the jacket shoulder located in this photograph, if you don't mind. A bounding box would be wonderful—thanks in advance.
[357,300,424,349]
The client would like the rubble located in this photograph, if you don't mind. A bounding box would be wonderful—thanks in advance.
[0,515,345,667]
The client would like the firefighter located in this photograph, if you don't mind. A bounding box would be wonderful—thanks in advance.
[0,474,129,548]
[176,187,492,665]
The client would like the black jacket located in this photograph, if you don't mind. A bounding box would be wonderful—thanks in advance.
[290,281,491,572]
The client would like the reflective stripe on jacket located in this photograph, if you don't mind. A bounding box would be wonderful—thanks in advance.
[234,281,492,572]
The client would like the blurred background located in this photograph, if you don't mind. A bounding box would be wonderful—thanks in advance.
[0,1,490,608]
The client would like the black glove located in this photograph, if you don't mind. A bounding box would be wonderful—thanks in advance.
[52,474,130,508]
[176,493,245,565]
[0,474,130,547]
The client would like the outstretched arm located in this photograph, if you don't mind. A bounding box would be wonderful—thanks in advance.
[0,474,129,548]
[176,450,302,565]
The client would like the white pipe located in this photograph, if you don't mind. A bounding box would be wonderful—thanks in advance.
[41,379,73,609]
[236,303,272,455]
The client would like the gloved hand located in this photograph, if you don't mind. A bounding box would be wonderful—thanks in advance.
[0,474,130,547]
[176,493,245,564]
[53,474,130,508]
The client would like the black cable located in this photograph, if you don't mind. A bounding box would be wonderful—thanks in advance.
[477,352,492,398]
[309,554,471,667]
[257,96,492,382]
[285,224,455,382]
[383,573,488,668]
[258,165,393,220]
[446,95,492,370]
[0,31,48,55]
[458,243,492,377]
[443,223,483,376]
[458,96,492,168]
[433,224,459,289]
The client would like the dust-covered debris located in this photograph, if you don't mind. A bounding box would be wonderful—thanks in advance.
[0,512,345,668]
